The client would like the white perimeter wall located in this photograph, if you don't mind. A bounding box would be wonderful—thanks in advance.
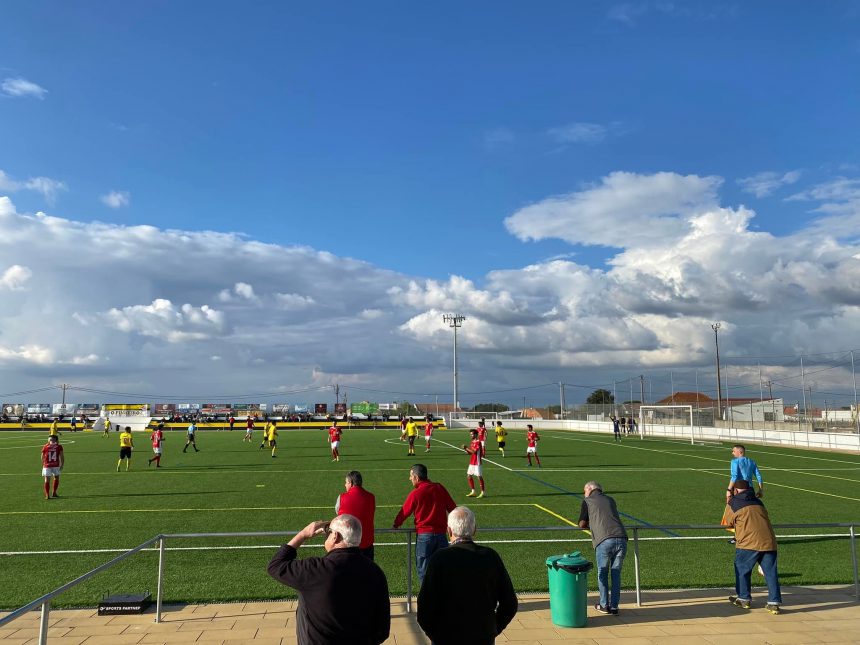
[449,417,860,454]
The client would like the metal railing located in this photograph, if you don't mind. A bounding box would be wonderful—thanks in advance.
[2,523,857,644]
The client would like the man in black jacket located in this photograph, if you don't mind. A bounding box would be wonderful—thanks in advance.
[267,514,390,645]
[417,506,517,644]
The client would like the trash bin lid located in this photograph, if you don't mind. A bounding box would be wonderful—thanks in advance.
[546,551,593,573]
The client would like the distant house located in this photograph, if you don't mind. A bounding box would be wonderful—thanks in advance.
[414,403,457,417]
[654,392,715,406]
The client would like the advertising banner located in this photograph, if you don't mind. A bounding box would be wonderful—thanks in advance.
[294,404,309,413]
[52,403,78,416]
[350,402,380,415]
[103,403,152,431]
[272,404,291,415]
[202,403,233,416]
[27,403,52,415]
[2,403,24,417]
[177,403,200,412]
[314,403,328,415]
[334,403,347,416]
[153,403,176,416]
[78,403,100,415]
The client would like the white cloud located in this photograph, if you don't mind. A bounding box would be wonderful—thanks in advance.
[0,169,67,204]
[0,264,32,290]
[786,176,860,238]
[1,77,47,99]
[100,191,130,208]
[0,172,858,402]
[99,299,225,343]
[504,171,722,247]
[738,170,801,198]
[547,122,609,144]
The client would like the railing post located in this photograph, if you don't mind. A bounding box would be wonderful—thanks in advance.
[38,601,50,645]
[850,524,859,601]
[633,528,642,607]
[155,536,165,623]
[406,530,414,614]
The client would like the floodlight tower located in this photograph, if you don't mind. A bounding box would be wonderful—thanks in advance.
[711,323,723,420]
[442,314,466,411]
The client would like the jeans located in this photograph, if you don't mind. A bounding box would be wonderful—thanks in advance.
[416,533,448,583]
[734,549,782,603]
[595,537,627,609]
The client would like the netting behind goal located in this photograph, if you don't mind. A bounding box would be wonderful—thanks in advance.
[638,405,696,444]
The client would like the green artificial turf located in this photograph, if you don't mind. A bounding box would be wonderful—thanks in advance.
[1,427,858,608]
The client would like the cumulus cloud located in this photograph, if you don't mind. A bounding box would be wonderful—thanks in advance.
[504,171,722,247]
[786,176,860,238]
[1,169,859,403]
[0,264,32,290]
[0,169,67,204]
[1,77,47,99]
[738,170,801,197]
[101,190,130,208]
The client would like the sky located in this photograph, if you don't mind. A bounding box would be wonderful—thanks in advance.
[1,1,859,410]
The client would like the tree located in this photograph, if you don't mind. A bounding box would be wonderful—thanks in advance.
[472,403,510,413]
[587,389,615,404]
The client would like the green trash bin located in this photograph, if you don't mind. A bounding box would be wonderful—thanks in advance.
[546,551,593,628]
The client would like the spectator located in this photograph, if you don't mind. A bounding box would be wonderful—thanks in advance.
[578,480,628,615]
[336,470,376,560]
[417,506,517,645]
[725,479,782,614]
[267,515,390,645]
[392,464,457,583]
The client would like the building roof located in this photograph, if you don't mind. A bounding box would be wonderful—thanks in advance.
[654,392,715,405]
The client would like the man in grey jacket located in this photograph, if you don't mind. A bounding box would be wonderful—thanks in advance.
[578,481,628,615]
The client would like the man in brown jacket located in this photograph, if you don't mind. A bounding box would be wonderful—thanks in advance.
[724,479,782,614]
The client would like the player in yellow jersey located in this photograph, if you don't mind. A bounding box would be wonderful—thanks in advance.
[495,421,508,457]
[405,419,418,456]
[117,426,134,471]
[266,421,278,458]
[102,417,112,437]
[49,418,60,437]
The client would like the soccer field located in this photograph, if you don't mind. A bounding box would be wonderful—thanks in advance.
[2,426,859,609]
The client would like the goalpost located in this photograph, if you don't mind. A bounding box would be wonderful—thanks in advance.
[638,405,695,445]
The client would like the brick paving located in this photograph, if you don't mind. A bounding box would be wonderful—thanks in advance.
[1,585,858,644]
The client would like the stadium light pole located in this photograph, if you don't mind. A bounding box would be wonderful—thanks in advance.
[442,314,466,411]
[711,323,722,421]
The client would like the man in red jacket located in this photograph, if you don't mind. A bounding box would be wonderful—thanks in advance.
[393,464,457,583]
[335,470,376,560]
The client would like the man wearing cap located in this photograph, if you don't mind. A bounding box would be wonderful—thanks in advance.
[724,479,782,614]
[578,480,628,615]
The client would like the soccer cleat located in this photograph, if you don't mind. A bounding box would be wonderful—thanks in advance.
[728,538,737,544]
[466,490,476,497]
[477,491,484,498]
[594,604,611,615]
[52,493,58,498]
[766,603,780,615]
[729,596,751,609]
[609,607,619,615]
[116,466,120,472]
[272,454,277,458]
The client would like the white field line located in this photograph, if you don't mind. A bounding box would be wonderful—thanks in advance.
[3,532,850,557]
[0,440,76,450]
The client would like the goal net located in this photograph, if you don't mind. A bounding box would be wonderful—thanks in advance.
[638,405,695,444]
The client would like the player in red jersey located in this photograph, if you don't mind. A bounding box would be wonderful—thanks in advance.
[476,420,488,451]
[41,435,64,499]
[329,421,342,462]
[526,424,542,468]
[462,429,485,498]
[424,417,434,452]
[148,425,165,468]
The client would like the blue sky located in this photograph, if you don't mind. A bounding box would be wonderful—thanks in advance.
[1,2,859,407]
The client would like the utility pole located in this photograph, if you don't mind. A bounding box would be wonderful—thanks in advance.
[800,356,807,418]
[558,382,566,420]
[334,384,340,406]
[61,383,68,406]
[851,350,858,434]
[711,323,722,420]
[639,375,645,405]
[766,380,774,400]
[442,314,466,411]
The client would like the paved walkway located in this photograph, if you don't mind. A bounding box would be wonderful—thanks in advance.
[1,585,858,644]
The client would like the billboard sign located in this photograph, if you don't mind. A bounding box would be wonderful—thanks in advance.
[78,403,100,415]
[272,404,291,415]
[27,403,52,415]
[314,403,328,415]
[2,403,24,417]
[53,403,78,416]
[294,404,309,413]
[103,404,151,417]
[202,403,233,416]
[177,403,200,412]
[153,403,176,416]
[334,403,347,415]
[350,402,380,415]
